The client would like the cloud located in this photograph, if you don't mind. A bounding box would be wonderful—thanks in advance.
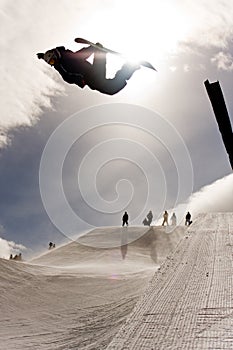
[0,237,26,259]
[187,173,233,215]
[178,0,233,49]
[0,0,99,146]
[211,52,233,71]
[0,224,6,235]
[1,0,233,148]
[170,174,233,224]
[169,66,177,72]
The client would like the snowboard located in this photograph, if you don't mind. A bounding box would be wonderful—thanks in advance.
[75,38,157,71]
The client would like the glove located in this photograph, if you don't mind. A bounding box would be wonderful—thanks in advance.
[37,53,44,59]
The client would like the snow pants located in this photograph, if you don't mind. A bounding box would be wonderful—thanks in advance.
[86,52,136,95]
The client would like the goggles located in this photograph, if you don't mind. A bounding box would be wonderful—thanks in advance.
[44,50,57,65]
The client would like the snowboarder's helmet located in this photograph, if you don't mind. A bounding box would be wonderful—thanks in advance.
[44,50,56,65]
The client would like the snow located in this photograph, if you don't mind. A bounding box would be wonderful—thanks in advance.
[107,213,233,350]
[3,214,233,349]
[0,225,185,349]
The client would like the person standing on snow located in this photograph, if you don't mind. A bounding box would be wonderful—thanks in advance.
[143,210,153,226]
[185,212,192,226]
[122,211,129,227]
[171,212,177,226]
[162,210,169,226]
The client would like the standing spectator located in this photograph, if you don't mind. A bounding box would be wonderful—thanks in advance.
[147,210,153,226]
[185,212,192,226]
[171,212,177,226]
[143,210,153,226]
[162,211,169,226]
[122,211,129,227]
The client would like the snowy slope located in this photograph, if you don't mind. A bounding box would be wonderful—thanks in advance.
[0,225,185,350]
[107,213,233,350]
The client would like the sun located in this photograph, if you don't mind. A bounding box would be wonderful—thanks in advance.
[81,1,192,67]
[68,0,193,97]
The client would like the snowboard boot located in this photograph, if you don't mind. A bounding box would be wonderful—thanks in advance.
[116,63,140,81]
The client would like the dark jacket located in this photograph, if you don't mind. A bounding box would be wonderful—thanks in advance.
[53,46,96,88]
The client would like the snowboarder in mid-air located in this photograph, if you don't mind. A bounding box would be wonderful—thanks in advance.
[37,41,141,95]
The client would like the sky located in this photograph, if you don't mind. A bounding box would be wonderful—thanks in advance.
[0,0,233,257]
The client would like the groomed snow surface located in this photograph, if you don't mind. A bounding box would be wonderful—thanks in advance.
[0,225,184,350]
[108,213,233,350]
[1,213,232,349]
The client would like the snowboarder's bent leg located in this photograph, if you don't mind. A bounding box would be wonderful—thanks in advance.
[88,63,140,95]
[92,49,107,80]
[90,79,127,95]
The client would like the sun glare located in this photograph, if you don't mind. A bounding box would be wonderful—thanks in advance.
[70,0,193,96]
[90,1,192,65]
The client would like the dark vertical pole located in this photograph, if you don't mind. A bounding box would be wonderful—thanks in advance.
[204,79,233,170]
